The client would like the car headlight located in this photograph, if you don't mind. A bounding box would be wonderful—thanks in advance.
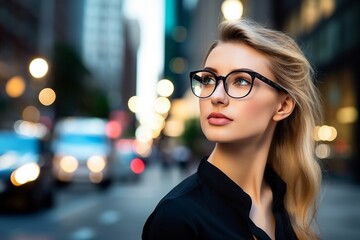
[10,162,40,186]
[87,156,106,173]
[59,155,79,173]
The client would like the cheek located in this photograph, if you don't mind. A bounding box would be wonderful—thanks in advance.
[199,99,204,108]
[199,101,207,124]
[238,98,277,126]
[199,100,207,115]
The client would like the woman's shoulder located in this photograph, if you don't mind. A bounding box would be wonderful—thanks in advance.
[160,173,202,202]
[142,173,204,239]
[149,172,207,221]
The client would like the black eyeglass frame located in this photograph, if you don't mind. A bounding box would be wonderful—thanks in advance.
[189,69,288,99]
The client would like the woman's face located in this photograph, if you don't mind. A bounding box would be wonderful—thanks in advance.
[199,42,283,144]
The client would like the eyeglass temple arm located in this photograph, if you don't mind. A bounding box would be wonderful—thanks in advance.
[255,73,287,92]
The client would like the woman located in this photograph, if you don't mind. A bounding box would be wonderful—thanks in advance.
[142,19,322,240]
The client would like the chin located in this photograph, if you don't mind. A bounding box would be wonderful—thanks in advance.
[203,130,232,143]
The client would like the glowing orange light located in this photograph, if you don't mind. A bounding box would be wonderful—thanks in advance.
[6,76,26,98]
[39,88,56,106]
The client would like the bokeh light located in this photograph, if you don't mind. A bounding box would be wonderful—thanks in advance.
[128,96,140,113]
[106,120,123,139]
[10,163,40,186]
[38,88,56,106]
[336,106,358,124]
[315,143,332,159]
[60,156,78,173]
[130,158,145,174]
[13,120,48,138]
[170,57,187,74]
[6,76,26,98]
[316,125,337,141]
[135,125,153,143]
[172,26,187,42]
[156,79,174,97]
[163,118,185,137]
[22,105,40,123]
[29,58,49,79]
[87,156,106,173]
[154,97,171,114]
[134,140,152,158]
[221,0,244,20]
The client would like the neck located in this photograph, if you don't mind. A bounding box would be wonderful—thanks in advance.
[207,130,277,239]
[209,146,264,201]
[207,131,274,202]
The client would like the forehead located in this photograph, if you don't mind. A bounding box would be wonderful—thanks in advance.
[205,42,272,75]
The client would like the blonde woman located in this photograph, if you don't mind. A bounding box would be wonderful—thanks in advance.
[142,19,322,240]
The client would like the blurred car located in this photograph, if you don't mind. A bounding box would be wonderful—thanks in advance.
[51,117,114,189]
[0,131,54,212]
[114,139,145,181]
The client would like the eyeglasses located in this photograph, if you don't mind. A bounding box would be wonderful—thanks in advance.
[190,69,287,99]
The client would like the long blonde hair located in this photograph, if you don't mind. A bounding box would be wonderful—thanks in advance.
[206,20,323,239]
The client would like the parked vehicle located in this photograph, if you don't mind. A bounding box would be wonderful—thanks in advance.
[51,117,114,189]
[0,131,54,212]
[114,138,145,181]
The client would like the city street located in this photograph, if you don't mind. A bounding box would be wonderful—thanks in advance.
[1,1,360,240]
[317,177,360,239]
[0,162,360,240]
[0,163,192,240]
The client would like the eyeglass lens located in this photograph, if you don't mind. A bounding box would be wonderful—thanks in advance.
[191,71,254,98]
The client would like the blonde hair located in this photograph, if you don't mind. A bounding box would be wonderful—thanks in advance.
[206,20,323,239]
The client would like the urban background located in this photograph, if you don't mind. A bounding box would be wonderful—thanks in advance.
[0,0,359,239]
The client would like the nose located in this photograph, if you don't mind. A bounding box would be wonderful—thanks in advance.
[210,80,229,105]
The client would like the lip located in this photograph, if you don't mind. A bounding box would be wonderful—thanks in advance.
[207,112,233,126]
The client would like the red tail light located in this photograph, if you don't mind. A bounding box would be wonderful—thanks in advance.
[130,158,145,174]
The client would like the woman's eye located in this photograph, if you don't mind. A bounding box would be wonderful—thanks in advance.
[202,76,216,85]
[233,78,250,86]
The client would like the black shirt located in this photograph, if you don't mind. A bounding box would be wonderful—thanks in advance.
[142,158,297,240]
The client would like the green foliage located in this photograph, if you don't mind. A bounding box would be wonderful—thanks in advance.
[181,117,213,158]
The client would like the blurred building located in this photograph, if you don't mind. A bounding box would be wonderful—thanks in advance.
[0,0,139,138]
[54,0,139,113]
[273,0,360,182]
[83,0,127,110]
[0,0,48,126]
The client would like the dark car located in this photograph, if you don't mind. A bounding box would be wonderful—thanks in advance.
[0,131,54,212]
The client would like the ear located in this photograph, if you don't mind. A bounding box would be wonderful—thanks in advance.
[273,94,295,122]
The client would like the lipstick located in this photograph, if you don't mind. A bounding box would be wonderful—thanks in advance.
[207,112,233,126]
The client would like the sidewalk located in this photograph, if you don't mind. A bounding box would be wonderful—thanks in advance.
[317,179,360,240]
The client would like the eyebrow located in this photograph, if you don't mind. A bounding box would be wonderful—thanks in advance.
[203,67,217,73]
[203,67,257,74]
